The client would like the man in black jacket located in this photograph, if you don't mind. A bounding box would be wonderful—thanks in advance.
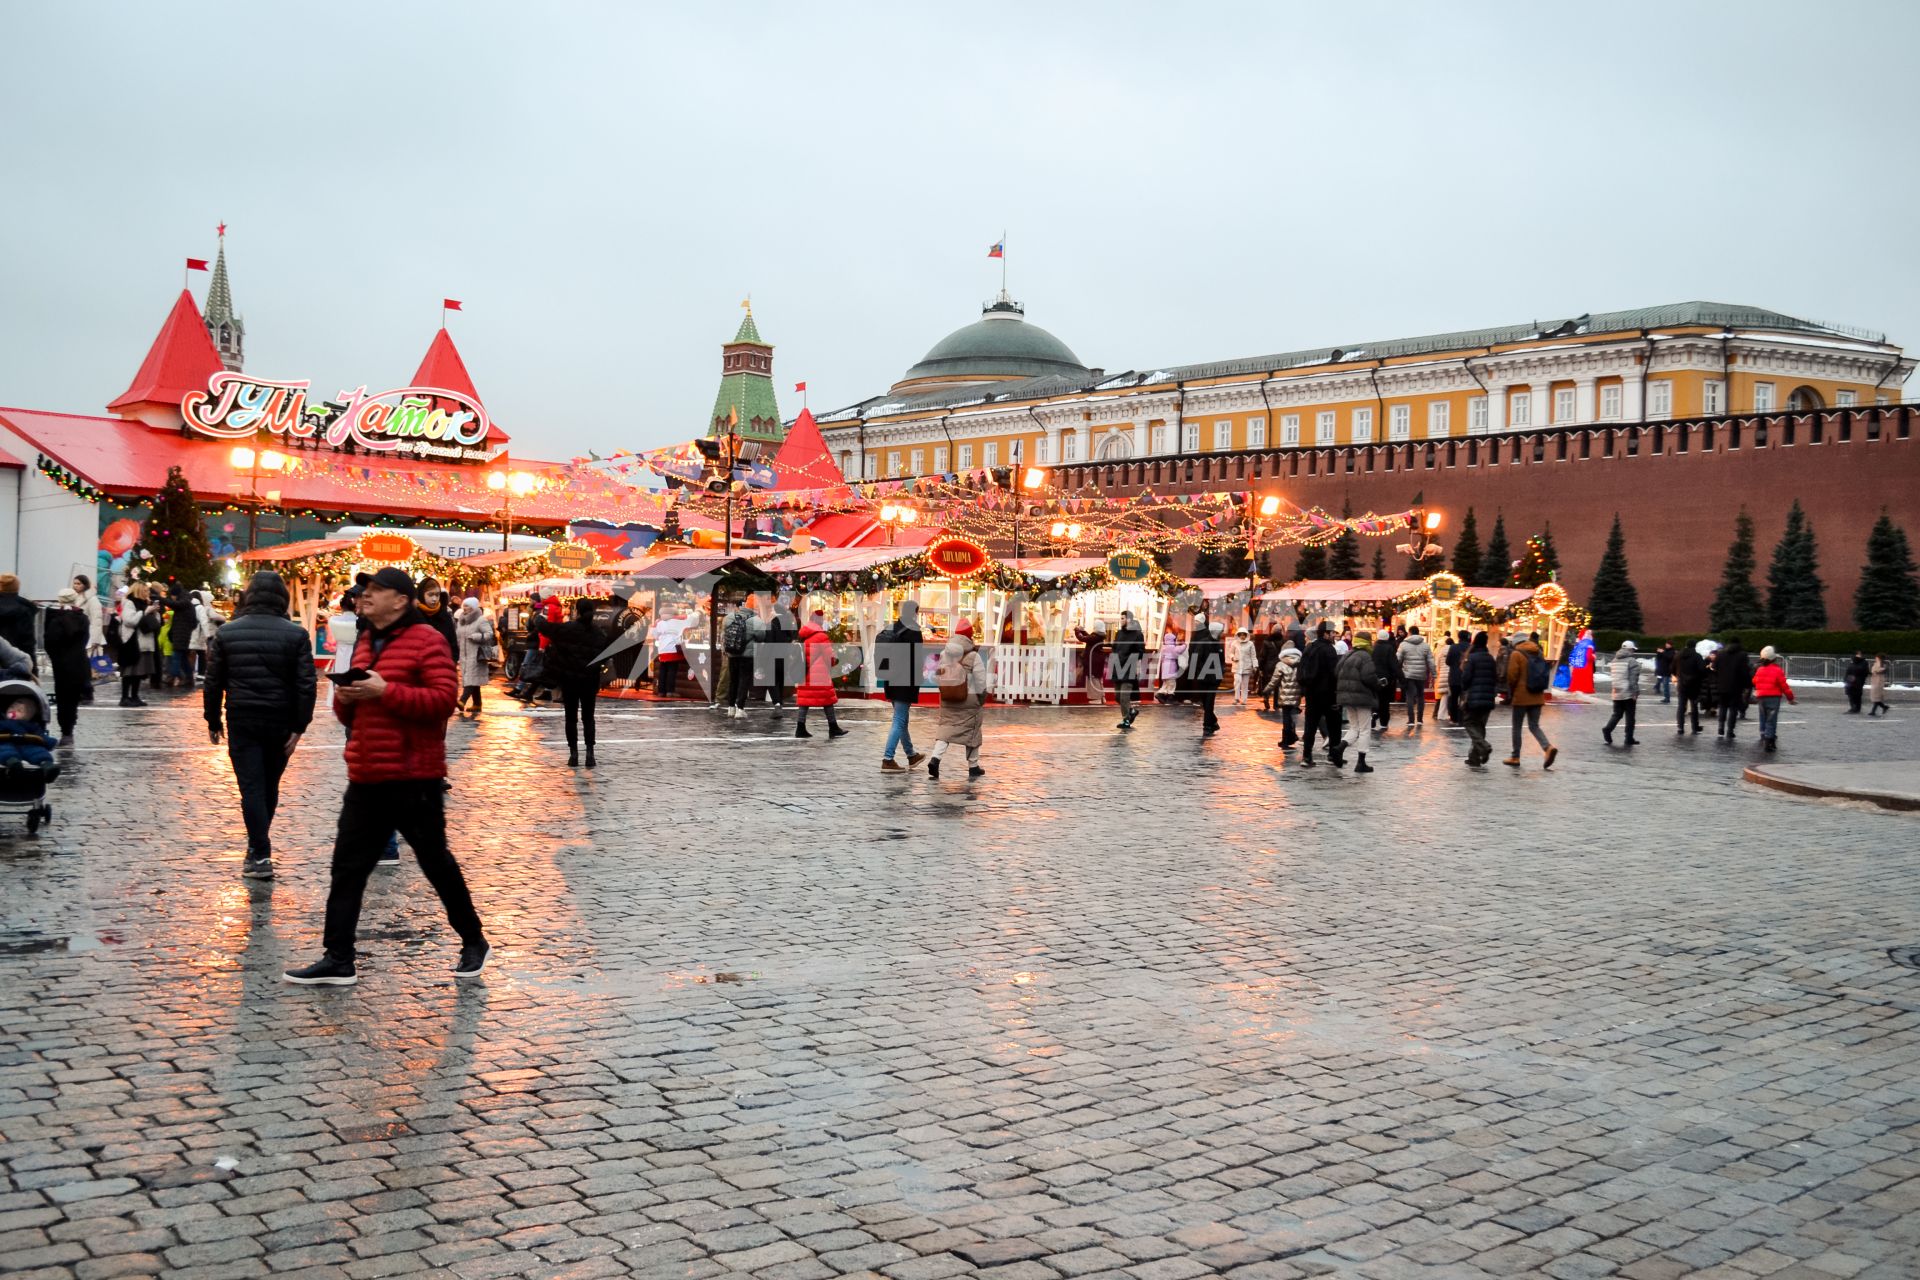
[1458,632,1500,766]
[0,574,37,675]
[1110,611,1146,730]
[875,601,927,771]
[1674,641,1708,734]
[1188,620,1226,736]
[1298,622,1342,766]
[1713,637,1751,740]
[205,571,317,880]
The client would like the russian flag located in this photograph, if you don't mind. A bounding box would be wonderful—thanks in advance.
[988,241,1004,259]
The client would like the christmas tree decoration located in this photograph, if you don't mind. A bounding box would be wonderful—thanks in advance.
[135,466,215,589]
[1709,508,1768,631]
[1765,500,1827,630]
[1508,530,1558,589]
[1853,510,1920,629]
[1587,514,1644,632]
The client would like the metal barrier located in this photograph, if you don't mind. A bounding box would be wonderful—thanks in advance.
[1782,654,1919,685]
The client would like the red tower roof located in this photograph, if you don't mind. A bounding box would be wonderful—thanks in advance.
[410,327,507,443]
[768,407,845,492]
[107,290,225,415]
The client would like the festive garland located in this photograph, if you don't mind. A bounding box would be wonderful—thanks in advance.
[37,456,106,503]
[775,552,1197,601]
[236,541,551,588]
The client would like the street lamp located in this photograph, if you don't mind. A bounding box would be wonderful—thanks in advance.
[878,502,918,546]
[487,468,537,550]
[229,444,286,551]
[1010,465,1048,562]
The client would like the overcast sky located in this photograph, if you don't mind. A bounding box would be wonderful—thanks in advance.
[4,2,1916,461]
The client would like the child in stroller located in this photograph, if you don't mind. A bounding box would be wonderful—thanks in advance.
[0,680,59,833]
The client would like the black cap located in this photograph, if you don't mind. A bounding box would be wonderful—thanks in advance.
[367,567,416,599]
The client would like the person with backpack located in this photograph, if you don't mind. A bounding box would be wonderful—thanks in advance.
[1601,639,1645,747]
[720,596,757,717]
[927,619,988,779]
[1458,632,1500,767]
[1503,630,1558,769]
[875,600,927,771]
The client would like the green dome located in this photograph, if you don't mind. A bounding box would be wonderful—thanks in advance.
[895,299,1087,390]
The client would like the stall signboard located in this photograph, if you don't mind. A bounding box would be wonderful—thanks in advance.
[1107,549,1153,582]
[1428,571,1463,602]
[927,537,990,578]
[357,532,418,562]
[1532,581,1569,615]
[182,371,496,463]
[547,542,599,572]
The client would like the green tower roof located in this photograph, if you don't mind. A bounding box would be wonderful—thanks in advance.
[709,308,783,444]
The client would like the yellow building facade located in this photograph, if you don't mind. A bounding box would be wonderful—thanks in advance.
[814,300,1911,481]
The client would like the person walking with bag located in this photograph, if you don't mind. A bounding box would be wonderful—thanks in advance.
[793,609,847,739]
[876,601,927,771]
[1601,639,1645,747]
[1503,631,1558,769]
[928,620,988,779]
[204,571,317,880]
[284,568,489,987]
[454,597,495,715]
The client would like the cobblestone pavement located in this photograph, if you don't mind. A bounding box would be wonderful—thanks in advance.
[3,686,1917,1280]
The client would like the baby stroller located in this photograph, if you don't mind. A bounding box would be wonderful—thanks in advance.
[0,679,58,835]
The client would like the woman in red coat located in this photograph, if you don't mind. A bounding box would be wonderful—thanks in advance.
[794,610,847,739]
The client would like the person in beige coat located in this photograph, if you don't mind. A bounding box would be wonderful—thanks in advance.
[928,621,988,780]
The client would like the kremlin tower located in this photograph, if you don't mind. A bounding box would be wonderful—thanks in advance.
[708,304,785,447]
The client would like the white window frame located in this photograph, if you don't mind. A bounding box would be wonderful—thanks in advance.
[1428,401,1451,437]
[1509,391,1531,428]
[1247,417,1266,448]
[1553,387,1575,424]
[1599,384,1622,421]
[863,453,878,479]
[1314,410,1336,445]
[1468,396,1489,433]
[1034,436,1050,464]
[956,444,973,470]
[983,442,998,468]
[1702,380,1725,415]
[840,451,854,476]
[1213,420,1232,451]
[909,448,924,475]
[1181,422,1199,453]
[933,447,948,472]
[1352,406,1373,442]
[1280,414,1300,446]
[1836,389,1857,407]
[1647,380,1672,420]
[887,451,902,477]
[1150,424,1168,454]
[1063,432,1081,462]
[1389,404,1410,441]
[1753,381,1775,412]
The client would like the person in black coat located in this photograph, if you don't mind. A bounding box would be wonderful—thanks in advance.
[1674,643,1707,734]
[1653,642,1676,703]
[1458,631,1500,766]
[1371,631,1401,730]
[41,590,92,746]
[1444,631,1470,723]
[761,598,795,710]
[1843,651,1870,714]
[875,601,926,770]
[1297,622,1342,765]
[204,571,318,877]
[1187,620,1226,735]
[1109,611,1147,730]
[165,583,198,687]
[1713,638,1751,739]
[0,574,36,676]
[536,598,609,768]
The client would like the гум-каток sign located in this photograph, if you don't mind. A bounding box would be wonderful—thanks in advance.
[182,371,495,462]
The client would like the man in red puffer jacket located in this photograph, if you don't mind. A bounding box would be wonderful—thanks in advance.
[284,567,490,987]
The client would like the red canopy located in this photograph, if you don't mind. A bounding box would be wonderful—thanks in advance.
[767,408,844,492]
[107,290,224,415]
[409,328,508,444]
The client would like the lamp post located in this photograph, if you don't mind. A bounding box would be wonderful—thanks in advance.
[878,502,918,546]
[487,468,537,550]
[229,443,287,552]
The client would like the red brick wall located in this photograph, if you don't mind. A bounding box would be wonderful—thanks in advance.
[1056,409,1919,633]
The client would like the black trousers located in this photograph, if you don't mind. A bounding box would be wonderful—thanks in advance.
[1197,690,1219,732]
[227,718,294,856]
[560,678,597,753]
[728,653,752,708]
[1846,683,1863,712]
[1676,686,1703,731]
[1603,698,1638,740]
[658,659,681,697]
[1301,696,1340,757]
[1374,686,1395,728]
[1718,700,1741,736]
[322,780,485,963]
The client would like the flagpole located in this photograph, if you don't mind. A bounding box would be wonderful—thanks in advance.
[1001,229,1008,295]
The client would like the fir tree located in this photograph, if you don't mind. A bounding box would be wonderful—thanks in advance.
[1326,500,1364,580]
[1709,508,1768,632]
[1854,511,1920,629]
[1765,500,1827,630]
[1292,542,1328,581]
[1255,548,1274,582]
[1450,506,1483,586]
[136,466,214,591]
[1191,547,1226,579]
[1538,522,1563,580]
[1509,532,1557,588]
[1587,514,1644,632]
[1220,545,1252,579]
[1371,546,1387,579]
[1478,514,1511,588]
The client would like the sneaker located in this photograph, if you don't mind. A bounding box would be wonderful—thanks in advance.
[1543,746,1558,770]
[284,956,357,986]
[377,850,401,868]
[453,943,490,978]
[907,752,927,768]
[241,857,274,880]
[881,760,906,772]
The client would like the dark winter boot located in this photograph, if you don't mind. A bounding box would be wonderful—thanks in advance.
[795,722,812,739]
[1353,752,1373,774]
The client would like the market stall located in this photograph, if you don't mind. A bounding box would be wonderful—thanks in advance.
[1261,574,1588,665]
[234,531,489,649]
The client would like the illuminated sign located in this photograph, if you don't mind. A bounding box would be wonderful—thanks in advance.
[1532,581,1569,615]
[926,537,991,578]
[546,542,599,572]
[182,372,495,463]
[357,532,418,562]
[1428,571,1463,602]
[1107,549,1153,582]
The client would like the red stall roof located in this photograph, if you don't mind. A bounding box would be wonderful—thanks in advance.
[106,290,225,414]
[409,328,509,444]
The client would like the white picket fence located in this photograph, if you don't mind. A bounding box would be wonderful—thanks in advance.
[986,645,1078,703]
